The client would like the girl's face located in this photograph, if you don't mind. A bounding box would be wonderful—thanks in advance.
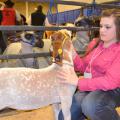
[100,16,117,43]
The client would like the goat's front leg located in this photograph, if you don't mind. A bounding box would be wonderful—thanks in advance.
[52,103,61,120]
[60,96,72,120]
[59,86,75,120]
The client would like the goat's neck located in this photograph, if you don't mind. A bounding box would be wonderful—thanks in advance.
[63,49,74,66]
[51,48,74,69]
[21,42,33,54]
[37,61,73,72]
[51,60,73,71]
[36,63,59,73]
[62,60,73,68]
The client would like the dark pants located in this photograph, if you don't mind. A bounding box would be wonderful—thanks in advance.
[59,89,120,120]
[0,31,7,53]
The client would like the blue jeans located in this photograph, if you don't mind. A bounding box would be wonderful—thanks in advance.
[58,89,120,120]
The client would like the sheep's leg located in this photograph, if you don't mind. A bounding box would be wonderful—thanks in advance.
[52,103,61,120]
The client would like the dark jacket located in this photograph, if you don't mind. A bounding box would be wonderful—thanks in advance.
[31,10,46,26]
[0,10,2,25]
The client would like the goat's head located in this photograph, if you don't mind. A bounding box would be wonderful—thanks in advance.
[50,29,73,66]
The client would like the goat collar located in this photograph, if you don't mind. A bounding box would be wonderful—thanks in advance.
[52,31,70,66]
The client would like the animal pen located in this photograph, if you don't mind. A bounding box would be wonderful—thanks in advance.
[0,0,119,120]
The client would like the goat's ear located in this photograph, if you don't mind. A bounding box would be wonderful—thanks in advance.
[67,39,72,46]
[50,32,56,41]
[55,32,64,40]
[51,32,64,41]
[63,39,72,51]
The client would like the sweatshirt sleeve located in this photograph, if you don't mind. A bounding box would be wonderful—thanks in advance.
[73,38,99,73]
[78,53,120,91]
[73,54,86,73]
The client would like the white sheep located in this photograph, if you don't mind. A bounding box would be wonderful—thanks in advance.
[0,30,77,120]
[0,31,50,68]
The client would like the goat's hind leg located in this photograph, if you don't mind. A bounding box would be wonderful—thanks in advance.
[0,94,11,111]
[0,101,9,111]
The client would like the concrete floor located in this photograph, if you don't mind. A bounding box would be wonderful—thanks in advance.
[0,105,55,120]
[0,103,120,120]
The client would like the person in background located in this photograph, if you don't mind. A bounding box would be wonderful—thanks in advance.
[0,2,5,25]
[20,14,28,25]
[31,5,46,26]
[73,15,93,53]
[0,0,21,25]
[0,0,21,52]
[0,2,5,10]
[0,11,2,25]
[58,9,120,120]
[30,5,46,48]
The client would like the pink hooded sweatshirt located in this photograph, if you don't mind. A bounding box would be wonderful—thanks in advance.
[74,41,120,91]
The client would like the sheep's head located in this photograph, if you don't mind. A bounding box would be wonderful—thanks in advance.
[21,31,37,46]
[50,29,72,66]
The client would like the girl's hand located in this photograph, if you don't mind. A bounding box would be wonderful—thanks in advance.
[57,68,78,86]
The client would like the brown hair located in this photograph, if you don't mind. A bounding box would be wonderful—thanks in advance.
[101,9,120,41]
[4,0,14,8]
[83,9,120,57]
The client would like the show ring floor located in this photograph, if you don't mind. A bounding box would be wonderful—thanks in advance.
[0,105,55,120]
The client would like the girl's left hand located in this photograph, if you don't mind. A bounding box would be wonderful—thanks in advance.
[57,68,78,86]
